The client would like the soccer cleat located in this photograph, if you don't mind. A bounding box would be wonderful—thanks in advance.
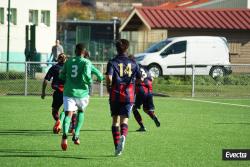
[115,135,126,156]
[72,135,80,145]
[53,120,61,134]
[61,134,68,151]
[153,117,161,127]
[136,127,147,132]
[114,148,122,156]
[120,135,126,151]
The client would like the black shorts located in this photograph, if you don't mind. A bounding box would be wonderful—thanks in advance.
[110,102,133,118]
[52,90,63,110]
[134,93,155,111]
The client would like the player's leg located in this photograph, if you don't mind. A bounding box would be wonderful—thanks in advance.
[69,113,76,135]
[61,110,73,151]
[120,116,129,138]
[52,91,62,134]
[72,96,89,145]
[143,94,160,127]
[59,110,65,124]
[51,91,60,121]
[61,96,77,151]
[116,103,132,156]
[72,111,83,145]
[112,115,120,150]
[133,95,146,131]
[110,102,121,156]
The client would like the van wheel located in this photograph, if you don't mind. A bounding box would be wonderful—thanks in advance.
[209,66,225,78]
[148,64,162,77]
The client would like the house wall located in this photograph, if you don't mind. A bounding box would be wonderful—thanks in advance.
[121,29,168,54]
[0,0,57,70]
[167,29,250,64]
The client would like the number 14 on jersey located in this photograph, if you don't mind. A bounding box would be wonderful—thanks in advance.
[118,63,132,77]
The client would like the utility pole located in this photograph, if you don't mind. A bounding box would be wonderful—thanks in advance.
[7,0,11,72]
[112,16,118,41]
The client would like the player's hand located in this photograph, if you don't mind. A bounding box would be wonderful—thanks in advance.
[41,93,46,99]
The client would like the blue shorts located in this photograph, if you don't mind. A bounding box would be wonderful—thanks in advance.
[134,93,155,111]
[110,102,133,118]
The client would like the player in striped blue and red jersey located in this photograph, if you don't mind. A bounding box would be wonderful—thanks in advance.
[132,64,160,132]
[106,39,141,156]
[41,53,66,134]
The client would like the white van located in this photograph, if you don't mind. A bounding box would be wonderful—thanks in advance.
[135,36,232,78]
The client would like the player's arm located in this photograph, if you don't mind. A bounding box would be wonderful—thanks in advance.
[83,60,93,85]
[105,61,113,93]
[136,64,143,84]
[41,79,48,99]
[91,64,104,82]
[106,75,112,94]
[41,67,53,99]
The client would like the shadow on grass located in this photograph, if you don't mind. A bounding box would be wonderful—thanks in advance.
[0,129,52,136]
[214,122,250,125]
[0,129,111,136]
[80,129,110,132]
[0,149,114,159]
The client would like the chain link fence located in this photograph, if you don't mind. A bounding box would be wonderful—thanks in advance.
[0,62,105,96]
[152,64,250,98]
[0,62,250,98]
[63,41,116,62]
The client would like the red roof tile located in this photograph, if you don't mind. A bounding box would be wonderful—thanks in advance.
[135,7,250,30]
[158,0,210,9]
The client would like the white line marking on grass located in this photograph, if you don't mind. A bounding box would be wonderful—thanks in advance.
[183,98,250,108]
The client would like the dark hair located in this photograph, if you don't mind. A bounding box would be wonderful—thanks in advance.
[128,54,135,60]
[57,53,67,60]
[116,39,129,54]
[75,43,85,56]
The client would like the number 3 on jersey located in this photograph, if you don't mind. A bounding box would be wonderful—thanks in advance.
[140,68,147,80]
[118,63,132,77]
[71,65,78,78]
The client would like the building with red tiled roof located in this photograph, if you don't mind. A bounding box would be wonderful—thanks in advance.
[120,7,250,64]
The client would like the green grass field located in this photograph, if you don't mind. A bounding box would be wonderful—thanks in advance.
[0,96,250,167]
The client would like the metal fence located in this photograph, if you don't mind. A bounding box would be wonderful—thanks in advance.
[63,41,116,62]
[0,61,250,98]
[0,61,105,96]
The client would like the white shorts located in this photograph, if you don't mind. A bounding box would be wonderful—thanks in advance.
[63,96,89,112]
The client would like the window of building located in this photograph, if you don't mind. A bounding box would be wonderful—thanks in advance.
[10,8,17,25]
[0,8,4,24]
[41,10,50,26]
[29,10,38,25]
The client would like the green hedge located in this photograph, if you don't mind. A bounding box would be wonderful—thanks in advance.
[153,74,250,86]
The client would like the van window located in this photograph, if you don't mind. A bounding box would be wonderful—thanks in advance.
[145,40,172,53]
[161,41,187,56]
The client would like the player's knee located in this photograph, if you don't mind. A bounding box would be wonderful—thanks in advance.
[65,111,73,117]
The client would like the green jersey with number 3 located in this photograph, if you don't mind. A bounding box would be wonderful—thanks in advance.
[59,56,92,98]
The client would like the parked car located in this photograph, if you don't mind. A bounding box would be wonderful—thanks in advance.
[135,36,232,78]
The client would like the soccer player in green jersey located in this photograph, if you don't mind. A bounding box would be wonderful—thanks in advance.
[59,43,92,151]
[69,51,104,134]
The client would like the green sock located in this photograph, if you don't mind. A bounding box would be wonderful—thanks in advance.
[75,111,85,137]
[63,115,71,135]
[59,110,65,123]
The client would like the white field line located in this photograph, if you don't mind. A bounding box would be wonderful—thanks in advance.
[183,98,250,108]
